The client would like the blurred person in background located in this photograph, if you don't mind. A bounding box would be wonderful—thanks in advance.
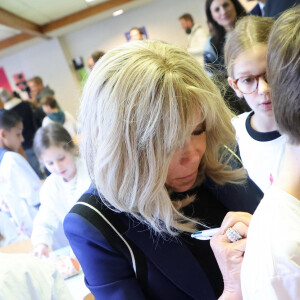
[0,88,42,178]
[41,95,77,138]
[88,50,105,70]
[204,0,246,73]
[179,13,208,65]
[27,76,55,128]
[129,27,145,41]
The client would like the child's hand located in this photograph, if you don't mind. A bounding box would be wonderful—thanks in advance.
[33,243,49,258]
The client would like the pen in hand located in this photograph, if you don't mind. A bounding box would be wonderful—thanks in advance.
[191,228,220,240]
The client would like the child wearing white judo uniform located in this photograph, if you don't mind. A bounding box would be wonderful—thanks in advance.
[31,123,90,257]
[0,110,41,237]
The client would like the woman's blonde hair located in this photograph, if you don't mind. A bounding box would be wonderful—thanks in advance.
[80,40,244,236]
[225,15,274,77]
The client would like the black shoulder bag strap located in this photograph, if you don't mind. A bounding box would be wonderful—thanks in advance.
[70,193,148,298]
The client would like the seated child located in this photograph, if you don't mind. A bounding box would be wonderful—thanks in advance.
[41,96,77,138]
[0,110,41,237]
[241,6,300,299]
[225,16,286,193]
[31,123,90,257]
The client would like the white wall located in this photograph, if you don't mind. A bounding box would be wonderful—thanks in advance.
[0,0,257,118]
[61,0,257,63]
[61,0,208,64]
[0,38,80,117]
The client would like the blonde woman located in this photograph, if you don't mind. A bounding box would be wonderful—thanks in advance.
[64,41,262,300]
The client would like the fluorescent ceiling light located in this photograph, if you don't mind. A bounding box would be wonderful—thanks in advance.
[85,0,95,3]
[113,9,124,16]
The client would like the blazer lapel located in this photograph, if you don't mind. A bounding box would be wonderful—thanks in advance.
[125,222,215,300]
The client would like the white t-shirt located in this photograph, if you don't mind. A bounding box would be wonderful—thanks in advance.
[31,157,91,248]
[0,151,41,237]
[187,24,208,65]
[232,112,285,192]
[241,185,300,299]
[0,253,72,300]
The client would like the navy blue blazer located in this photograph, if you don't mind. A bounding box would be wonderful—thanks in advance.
[264,0,300,18]
[64,178,262,300]
[249,4,262,16]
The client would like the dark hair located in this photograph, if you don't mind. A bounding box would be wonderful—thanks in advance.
[40,95,59,109]
[179,13,194,24]
[267,6,300,145]
[129,27,143,35]
[205,0,246,52]
[0,109,22,131]
[91,50,105,64]
[34,123,76,161]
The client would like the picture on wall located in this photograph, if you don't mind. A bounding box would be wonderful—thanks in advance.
[125,26,148,41]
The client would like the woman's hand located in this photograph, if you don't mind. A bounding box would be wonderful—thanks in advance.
[33,243,49,258]
[210,212,252,300]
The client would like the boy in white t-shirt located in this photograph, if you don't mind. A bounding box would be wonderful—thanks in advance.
[241,7,300,299]
[0,110,41,237]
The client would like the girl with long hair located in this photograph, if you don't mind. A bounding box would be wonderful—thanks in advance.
[31,123,90,257]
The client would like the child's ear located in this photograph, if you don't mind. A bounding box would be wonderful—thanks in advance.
[0,128,6,140]
[228,77,243,98]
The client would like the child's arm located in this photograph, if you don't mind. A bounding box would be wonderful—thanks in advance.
[0,152,41,236]
[8,152,41,207]
[31,179,60,255]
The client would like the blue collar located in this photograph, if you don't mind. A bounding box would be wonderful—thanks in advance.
[0,148,8,164]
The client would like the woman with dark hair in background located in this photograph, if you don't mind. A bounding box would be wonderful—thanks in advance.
[204,0,249,115]
[204,0,246,72]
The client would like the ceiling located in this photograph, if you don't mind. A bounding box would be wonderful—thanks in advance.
[0,24,20,40]
[0,0,154,53]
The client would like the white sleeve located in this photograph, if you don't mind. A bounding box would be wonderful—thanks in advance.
[5,152,41,206]
[51,267,74,300]
[188,27,208,56]
[64,112,77,138]
[243,274,300,300]
[42,116,52,127]
[31,179,60,248]
[0,153,41,236]
[231,112,248,140]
